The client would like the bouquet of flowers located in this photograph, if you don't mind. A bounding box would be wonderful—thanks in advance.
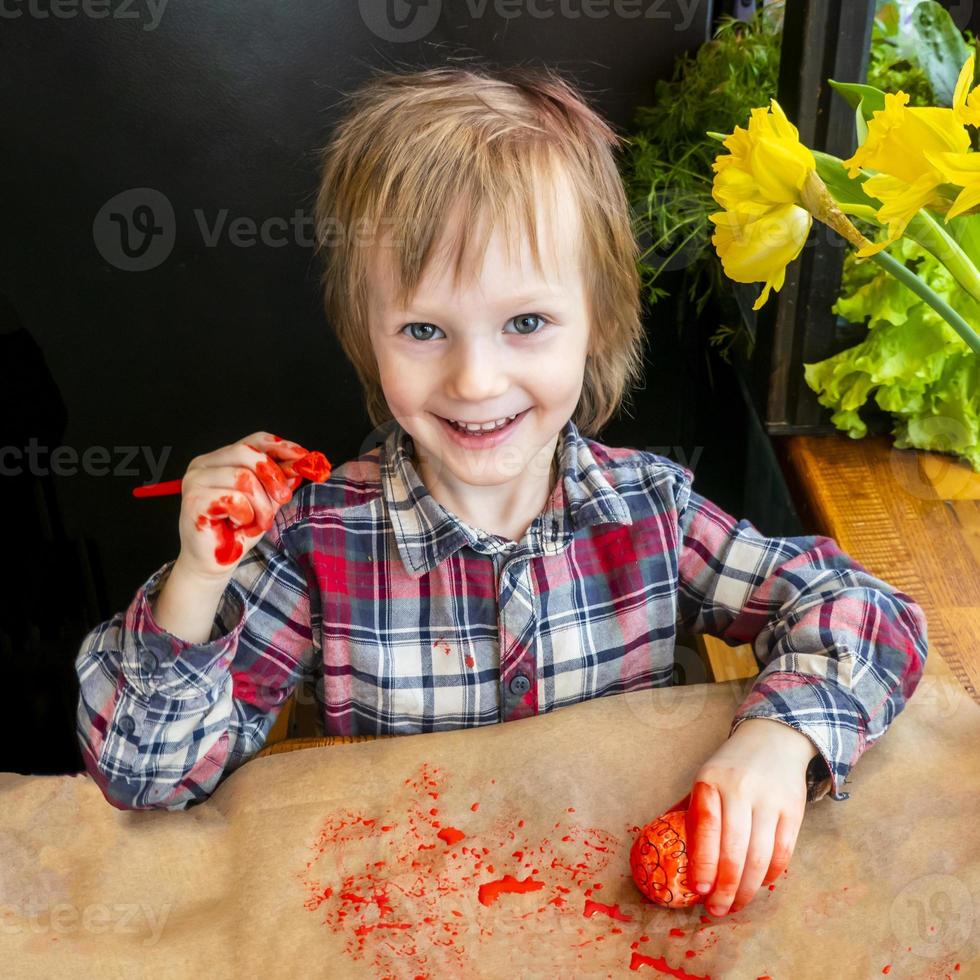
[708,47,980,471]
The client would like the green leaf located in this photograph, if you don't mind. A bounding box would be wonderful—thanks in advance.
[811,150,878,208]
[908,0,971,107]
[828,79,886,118]
[855,100,868,146]
[808,241,980,471]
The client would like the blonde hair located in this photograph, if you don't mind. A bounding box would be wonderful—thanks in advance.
[313,63,645,437]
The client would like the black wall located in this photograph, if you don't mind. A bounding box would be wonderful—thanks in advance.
[1,0,730,774]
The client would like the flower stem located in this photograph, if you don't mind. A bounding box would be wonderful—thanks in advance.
[904,211,980,307]
[869,249,980,353]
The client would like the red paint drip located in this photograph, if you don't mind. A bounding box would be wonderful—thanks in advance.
[629,951,711,978]
[583,899,633,922]
[477,874,545,907]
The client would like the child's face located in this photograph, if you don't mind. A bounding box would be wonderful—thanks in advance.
[366,177,590,495]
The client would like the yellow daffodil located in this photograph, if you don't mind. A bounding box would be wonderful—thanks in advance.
[953,53,980,127]
[709,99,817,310]
[921,57,980,222]
[844,70,971,256]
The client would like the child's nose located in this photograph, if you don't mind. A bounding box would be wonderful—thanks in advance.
[445,340,508,403]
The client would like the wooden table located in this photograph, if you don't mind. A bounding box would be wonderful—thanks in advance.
[772,433,980,705]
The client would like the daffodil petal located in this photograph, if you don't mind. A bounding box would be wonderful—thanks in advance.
[711,203,810,302]
[862,171,943,244]
[924,149,980,185]
[954,54,975,113]
[845,92,969,185]
[946,184,980,220]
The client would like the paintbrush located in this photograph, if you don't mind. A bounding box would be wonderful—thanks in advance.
[132,450,332,498]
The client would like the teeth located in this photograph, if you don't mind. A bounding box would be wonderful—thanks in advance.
[449,413,518,432]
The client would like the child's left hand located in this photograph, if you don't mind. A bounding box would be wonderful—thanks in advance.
[666,718,818,917]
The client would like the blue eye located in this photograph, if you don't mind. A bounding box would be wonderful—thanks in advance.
[402,323,444,341]
[506,314,546,335]
[402,313,545,340]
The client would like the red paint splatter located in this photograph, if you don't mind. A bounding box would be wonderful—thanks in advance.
[465,656,475,668]
[669,927,685,938]
[296,762,619,977]
[478,874,545,907]
[437,827,465,846]
[629,951,710,978]
[470,802,479,812]
[583,900,633,922]
[882,967,891,975]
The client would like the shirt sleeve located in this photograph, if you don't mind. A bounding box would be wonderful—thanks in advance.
[672,468,929,804]
[74,511,315,811]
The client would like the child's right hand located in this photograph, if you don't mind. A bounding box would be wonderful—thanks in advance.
[176,431,311,583]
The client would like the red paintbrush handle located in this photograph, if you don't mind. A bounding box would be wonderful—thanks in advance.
[132,451,332,499]
[132,478,183,498]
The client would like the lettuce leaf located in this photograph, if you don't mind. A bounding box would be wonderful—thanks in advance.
[803,239,979,471]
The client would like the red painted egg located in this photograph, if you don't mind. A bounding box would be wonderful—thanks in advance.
[630,809,701,909]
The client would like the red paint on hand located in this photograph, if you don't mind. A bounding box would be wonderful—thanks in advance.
[193,442,332,565]
[292,450,332,483]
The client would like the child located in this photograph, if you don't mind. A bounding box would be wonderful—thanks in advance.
[75,65,929,920]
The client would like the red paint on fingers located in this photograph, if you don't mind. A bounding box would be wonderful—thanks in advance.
[292,450,332,483]
[194,494,264,565]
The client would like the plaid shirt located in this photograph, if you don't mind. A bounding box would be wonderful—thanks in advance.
[75,419,928,811]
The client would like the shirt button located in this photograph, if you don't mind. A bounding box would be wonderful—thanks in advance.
[509,673,531,695]
[139,650,159,673]
[118,714,136,735]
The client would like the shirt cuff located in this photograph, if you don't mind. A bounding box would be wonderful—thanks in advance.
[729,677,853,803]
[117,559,247,700]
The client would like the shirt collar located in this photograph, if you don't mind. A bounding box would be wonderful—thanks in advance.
[380,418,633,578]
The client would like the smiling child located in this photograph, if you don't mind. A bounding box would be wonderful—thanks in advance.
[75,65,929,920]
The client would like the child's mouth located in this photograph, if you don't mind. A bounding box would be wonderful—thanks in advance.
[437,409,529,448]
